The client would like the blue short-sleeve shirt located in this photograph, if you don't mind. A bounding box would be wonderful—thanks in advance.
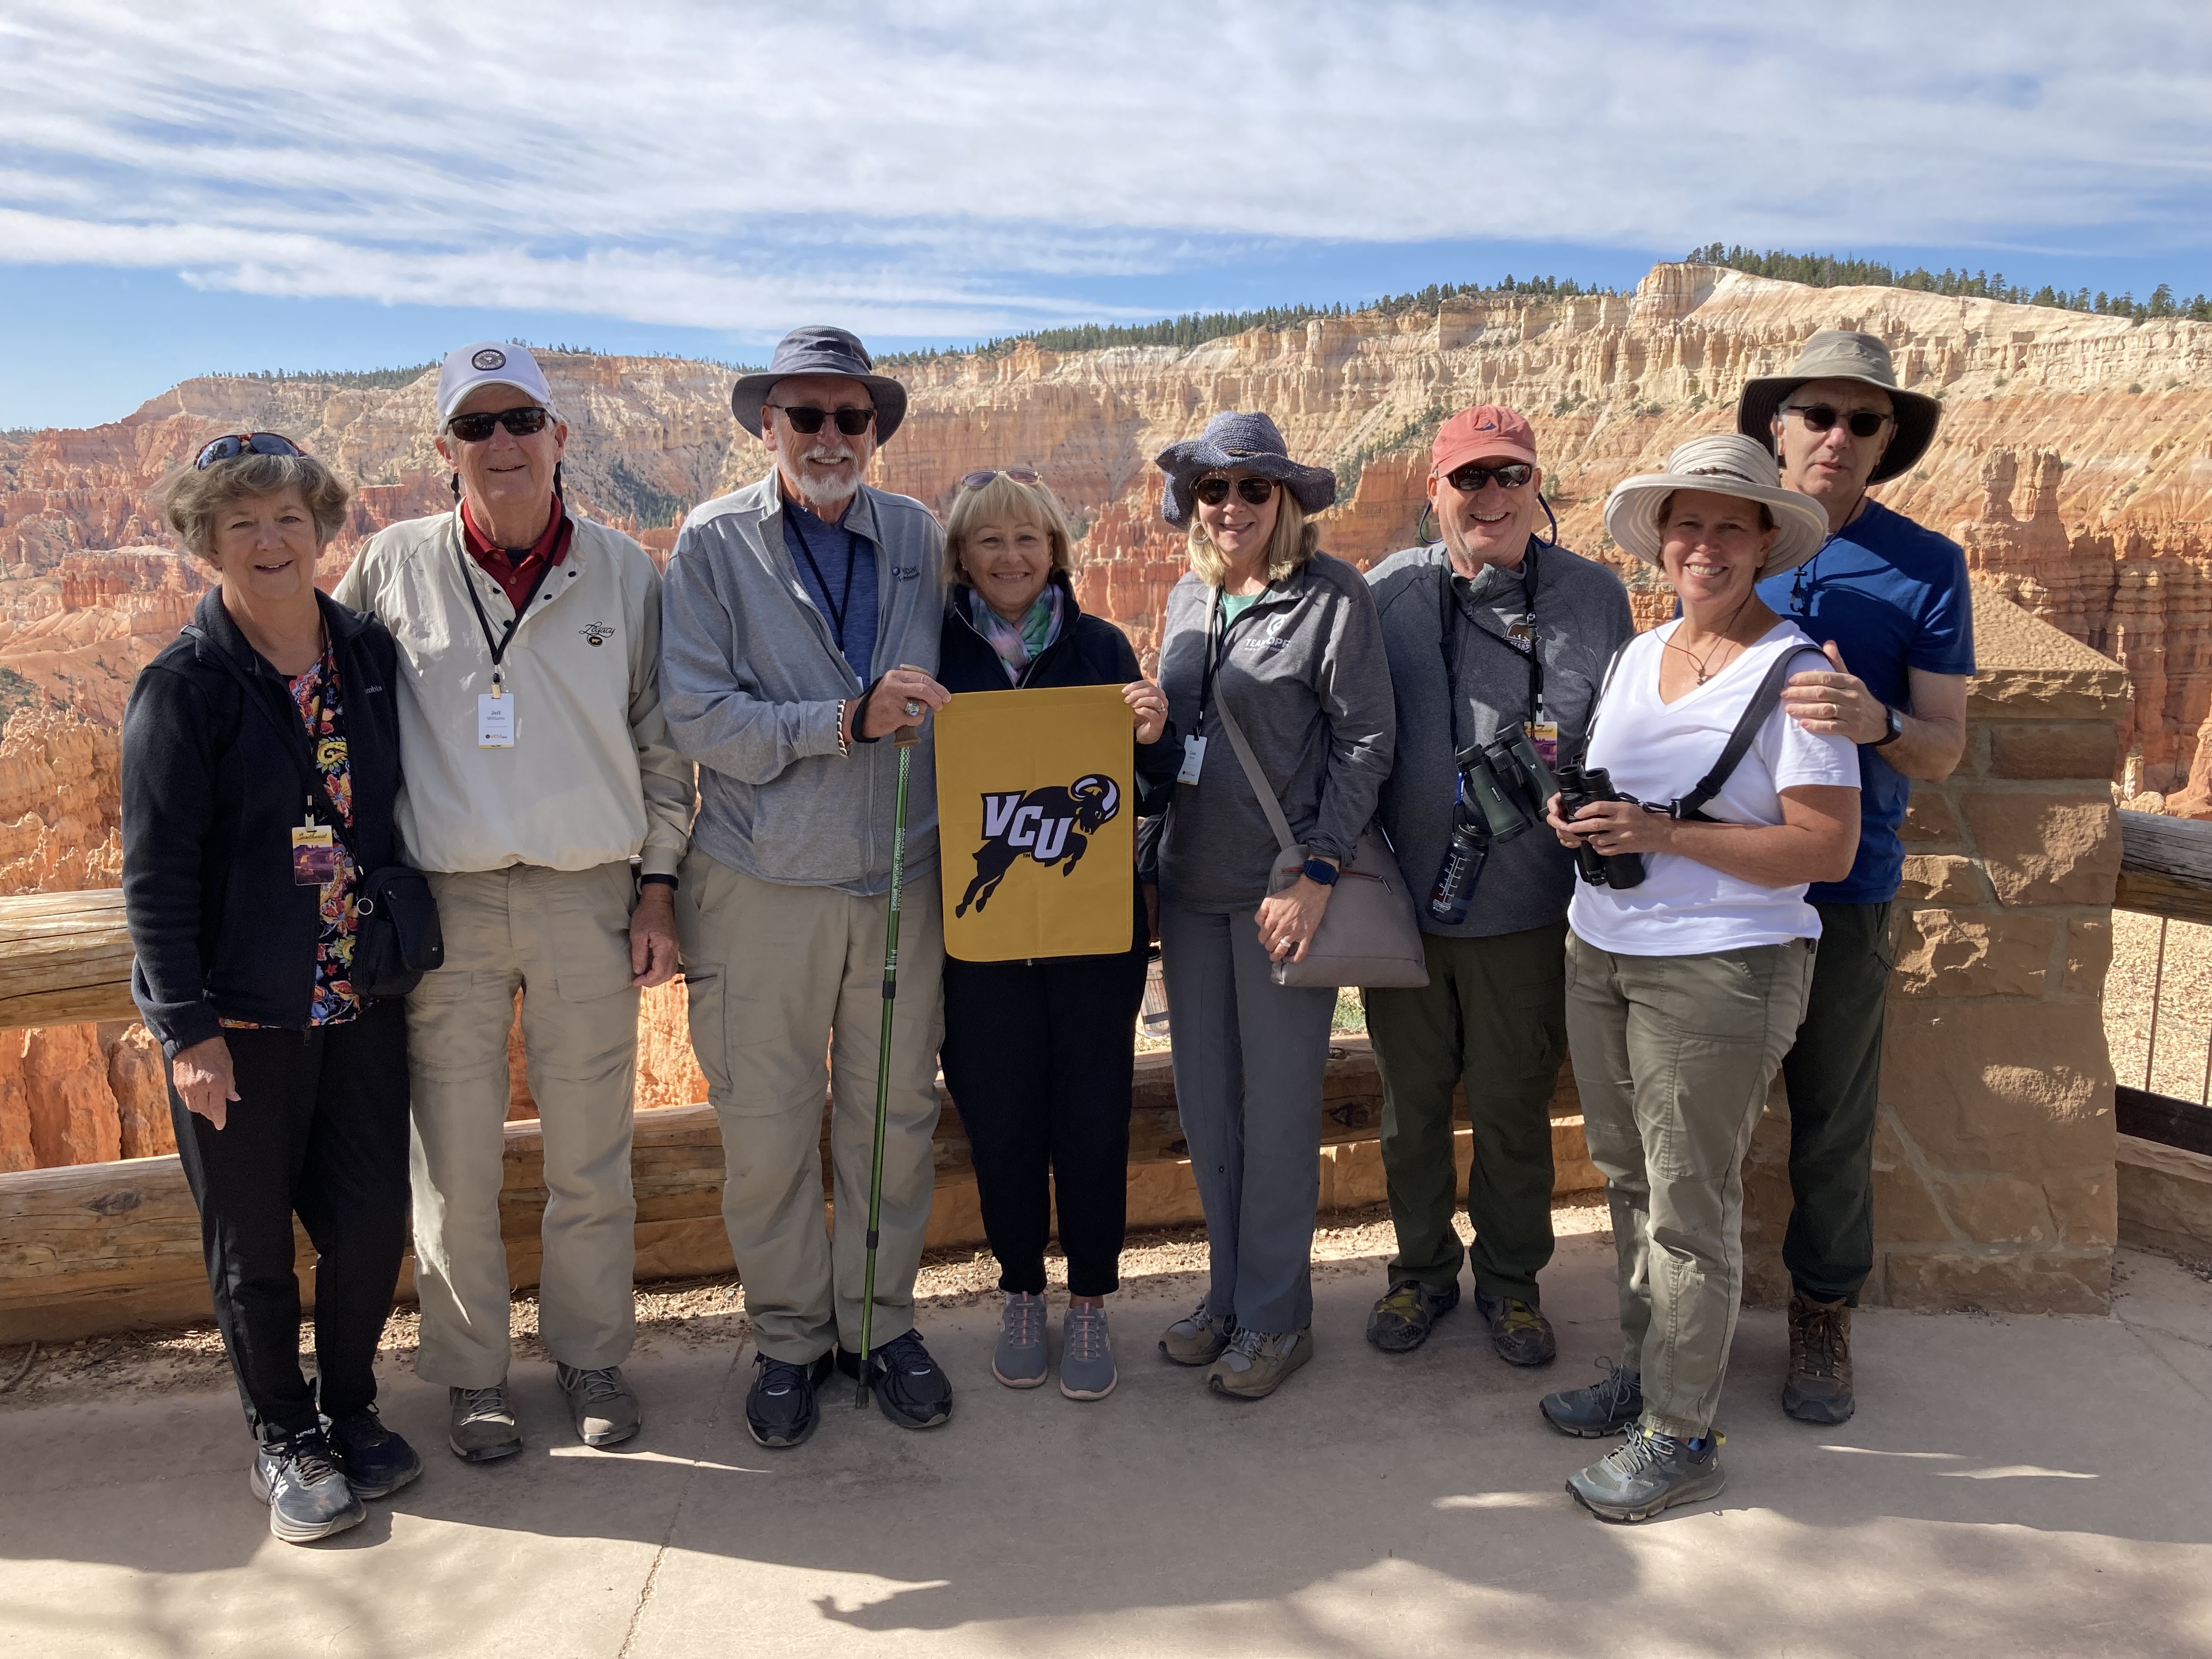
[1756,499,1976,906]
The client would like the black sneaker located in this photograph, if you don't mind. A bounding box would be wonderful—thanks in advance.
[249,1429,366,1544]
[324,1402,424,1499]
[1541,1357,1644,1437]
[838,1329,953,1430]
[746,1351,834,1449]
[1365,1280,1460,1353]
[1474,1289,1558,1367]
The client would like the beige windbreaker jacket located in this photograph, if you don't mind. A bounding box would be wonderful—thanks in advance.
[333,508,693,878]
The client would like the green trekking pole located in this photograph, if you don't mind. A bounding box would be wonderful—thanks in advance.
[856,679,923,1408]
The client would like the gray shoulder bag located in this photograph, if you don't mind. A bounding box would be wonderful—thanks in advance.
[1210,690,1429,990]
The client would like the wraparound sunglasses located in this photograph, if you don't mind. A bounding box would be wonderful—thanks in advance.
[446,405,553,443]
[195,432,304,470]
[1444,461,1534,493]
[1784,404,1893,439]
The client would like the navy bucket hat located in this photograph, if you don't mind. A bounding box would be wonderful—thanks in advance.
[1154,411,1338,527]
[731,326,910,443]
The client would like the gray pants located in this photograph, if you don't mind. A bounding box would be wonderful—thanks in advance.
[675,853,946,1363]
[1565,930,1815,1439]
[1160,899,1336,1334]
[407,862,643,1388]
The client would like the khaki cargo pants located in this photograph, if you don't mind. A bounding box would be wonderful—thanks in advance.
[1565,929,1816,1439]
[675,853,946,1364]
[407,862,644,1389]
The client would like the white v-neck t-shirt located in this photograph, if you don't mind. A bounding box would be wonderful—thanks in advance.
[1568,619,1860,956]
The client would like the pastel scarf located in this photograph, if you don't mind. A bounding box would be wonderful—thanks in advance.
[968,583,1063,684]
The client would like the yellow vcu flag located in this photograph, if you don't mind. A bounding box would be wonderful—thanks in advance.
[936,684,1135,962]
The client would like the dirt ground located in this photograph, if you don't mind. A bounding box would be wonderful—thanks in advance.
[2107,909,2212,1102]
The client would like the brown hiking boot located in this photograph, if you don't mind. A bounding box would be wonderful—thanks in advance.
[1784,1291,1855,1424]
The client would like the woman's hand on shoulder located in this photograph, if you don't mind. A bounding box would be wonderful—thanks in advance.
[172,1035,239,1131]
[1124,679,1167,745]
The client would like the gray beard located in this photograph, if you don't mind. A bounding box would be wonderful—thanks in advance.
[794,471,859,511]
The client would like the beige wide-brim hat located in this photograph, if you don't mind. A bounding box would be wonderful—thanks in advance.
[1603,433,1832,578]
[1736,328,1942,484]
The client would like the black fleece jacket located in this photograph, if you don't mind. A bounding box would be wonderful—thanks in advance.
[122,587,404,1057]
[938,577,1180,814]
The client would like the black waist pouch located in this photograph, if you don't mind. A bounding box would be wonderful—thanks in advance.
[353,863,444,998]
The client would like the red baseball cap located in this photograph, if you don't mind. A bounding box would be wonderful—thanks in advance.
[1431,405,1538,475]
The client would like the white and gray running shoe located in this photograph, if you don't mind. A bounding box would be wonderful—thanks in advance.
[1059,1304,1116,1401]
[992,1290,1049,1387]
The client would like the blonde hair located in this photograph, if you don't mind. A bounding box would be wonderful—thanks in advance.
[943,471,1080,585]
[163,452,351,561]
[1186,489,1319,587]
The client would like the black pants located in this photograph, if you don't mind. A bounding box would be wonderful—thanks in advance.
[940,943,1148,1297]
[170,1000,412,1440]
[1779,901,1893,1305]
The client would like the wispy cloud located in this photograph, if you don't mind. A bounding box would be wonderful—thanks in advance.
[2,1,2208,338]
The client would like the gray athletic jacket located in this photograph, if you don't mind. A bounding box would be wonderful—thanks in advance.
[659,470,945,895]
[1367,538,1634,938]
[1156,552,1395,911]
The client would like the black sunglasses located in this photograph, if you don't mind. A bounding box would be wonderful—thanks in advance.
[1784,404,1892,439]
[1444,461,1534,493]
[195,432,304,470]
[961,469,1041,488]
[446,405,553,443]
[768,404,877,437]
[1194,475,1278,507]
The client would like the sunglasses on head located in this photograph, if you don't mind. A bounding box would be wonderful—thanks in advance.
[1194,475,1278,507]
[1784,404,1892,439]
[1443,461,1534,493]
[195,432,304,470]
[768,404,877,437]
[446,405,553,443]
[960,468,1041,489]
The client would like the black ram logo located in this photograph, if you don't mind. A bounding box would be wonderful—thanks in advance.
[957,774,1122,916]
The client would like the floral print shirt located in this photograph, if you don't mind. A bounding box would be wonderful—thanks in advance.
[221,641,363,1028]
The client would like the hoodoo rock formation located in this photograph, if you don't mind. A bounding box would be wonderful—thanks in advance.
[1,258,2205,1163]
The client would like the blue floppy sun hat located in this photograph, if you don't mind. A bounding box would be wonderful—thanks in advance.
[1154,411,1338,527]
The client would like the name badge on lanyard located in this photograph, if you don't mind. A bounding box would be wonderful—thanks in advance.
[1177,734,1207,785]
[478,679,516,748]
[291,821,337,886]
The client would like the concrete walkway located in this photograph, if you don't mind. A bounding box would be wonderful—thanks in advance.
[2,1233,2209,1658]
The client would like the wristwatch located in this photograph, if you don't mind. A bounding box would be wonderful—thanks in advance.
[1301,857,1340,887]
[1873,704,1905,747]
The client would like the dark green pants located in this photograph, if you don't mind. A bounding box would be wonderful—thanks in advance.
[1366,923,1567,1304]
[1780,901,1893,1305]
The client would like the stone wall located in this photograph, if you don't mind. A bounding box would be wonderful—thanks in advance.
[1740,584,2126,1312]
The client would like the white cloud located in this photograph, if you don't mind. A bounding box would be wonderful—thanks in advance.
[1,0,2208,334]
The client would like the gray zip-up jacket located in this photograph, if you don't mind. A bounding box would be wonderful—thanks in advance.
[1367,538,1634,937]
[659,470,945,895]
[1156,552,1395,911]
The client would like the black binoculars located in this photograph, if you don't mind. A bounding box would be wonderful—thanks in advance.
[1553,761,1647,890]
[1427,722,1559,926]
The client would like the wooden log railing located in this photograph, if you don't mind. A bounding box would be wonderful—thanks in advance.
[2115,809,2212,926]
[0,890,138,1032]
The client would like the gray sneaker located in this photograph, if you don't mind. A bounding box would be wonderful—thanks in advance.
[448,1383,523,1463]
[249,1429,365,1545]
[1205,1326,1313,1401]
[557,1364,641,1448]
[1567,1426,1727,1523]
[992,1291,1049,1388]
[1059,1304,1116,1401]
[1159,1298,1234,1367]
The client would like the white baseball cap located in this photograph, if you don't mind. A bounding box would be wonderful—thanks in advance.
[435,342,556,427]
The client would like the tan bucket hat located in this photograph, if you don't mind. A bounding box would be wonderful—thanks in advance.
[1736,329,1942,484]
[1603,433,1832,578]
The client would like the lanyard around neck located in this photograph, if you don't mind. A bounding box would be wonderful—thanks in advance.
[789,511,864,652]
[1197,583,1265,735]
[1440,543,1542,751]
[455,515,568,685]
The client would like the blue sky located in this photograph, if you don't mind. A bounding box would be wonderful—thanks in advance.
[3,2,2209,430]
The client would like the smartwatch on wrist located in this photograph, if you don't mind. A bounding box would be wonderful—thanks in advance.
[1872,704,1905,748]
[1300,857,1340,888]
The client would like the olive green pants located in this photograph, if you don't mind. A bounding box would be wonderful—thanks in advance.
[1365,923,1567,1305]
[1565,930,1816,1439]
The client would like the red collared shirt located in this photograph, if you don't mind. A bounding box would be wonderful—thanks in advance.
[461,498,573,612]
